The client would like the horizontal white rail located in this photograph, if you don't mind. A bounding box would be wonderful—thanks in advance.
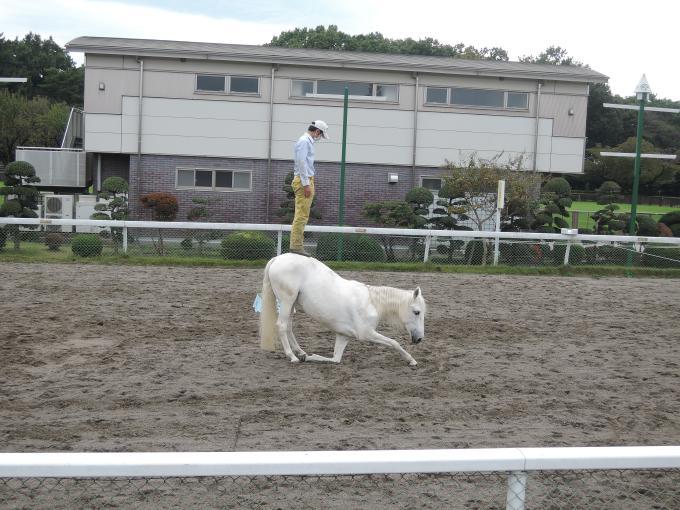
[1,217,679,245]
[1,447,679,478]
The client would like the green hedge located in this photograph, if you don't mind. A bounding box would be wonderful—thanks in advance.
[72,234,103,257]
[641,246,680,268]
[316,233,385,262]
[220,231,276,260]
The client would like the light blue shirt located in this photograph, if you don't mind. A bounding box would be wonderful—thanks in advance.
[293,132,315,186]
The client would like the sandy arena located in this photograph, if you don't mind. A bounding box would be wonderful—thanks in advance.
[1,262,679,507]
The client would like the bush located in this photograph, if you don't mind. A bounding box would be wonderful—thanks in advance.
[316,233,385,262]
[45,232,64,251]
[180,238,193,250]
[464,240,494,265]
[499,242,540,265]
[553,243,587,265]
[71,234,103,257]
[0,227,6,251]
[641,246,680,268]
[220,231,276,260]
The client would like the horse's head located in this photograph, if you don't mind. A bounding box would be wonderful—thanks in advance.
[403,287,426,344]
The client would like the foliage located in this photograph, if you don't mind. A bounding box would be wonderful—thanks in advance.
[0,90,70,166]
[531,177,572,233]
[90,177,129,252]
[220,231,276,260]
[184,196,221,255]
[0,160,41,249]
[519,46,583,66]
[44,232,64,251]
[268,25,509,61]
[71,234,103,257]
[659,211,680,237]
[275,171,322,223]
[641,246,680,268]
[140,192,178,255]
[362,200,415,261]
[590,181,626,234]
[316,233,385,262]
[0,32,83,105]
[0,226,6,251]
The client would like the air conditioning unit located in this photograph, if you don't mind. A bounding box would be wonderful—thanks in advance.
[75,195,110,233]
[44,195,74,232]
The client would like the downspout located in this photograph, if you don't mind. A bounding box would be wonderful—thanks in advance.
[411,73,419,187]
[266,64,277,223]
[532,81,542,171]
[136,57,144,201]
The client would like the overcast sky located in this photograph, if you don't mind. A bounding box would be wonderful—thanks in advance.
[2,0,678,100]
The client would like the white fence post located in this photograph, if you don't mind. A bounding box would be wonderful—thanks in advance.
[506,471,528,510]
[123,226,128,253]
[277,230,282,256]
[423,234,432,263]
[563,241,571,266]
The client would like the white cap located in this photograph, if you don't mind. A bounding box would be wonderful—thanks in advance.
[311,120,329,139]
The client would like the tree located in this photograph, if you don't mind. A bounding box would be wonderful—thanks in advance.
[140,192,178,255]
[91,177,129,252]
[184,196,221,255]
[362,200,415,261]
[0,32,82,105]
[530,177,572,233]
[268,25,509,61]
[519,46,583,66]
[590,181,626,235]
[0,160,41,250]
[0,90,70,166]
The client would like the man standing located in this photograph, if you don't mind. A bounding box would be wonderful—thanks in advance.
[289,120,329,257]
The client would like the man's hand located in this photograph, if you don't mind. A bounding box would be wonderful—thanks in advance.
[303,185,312,198]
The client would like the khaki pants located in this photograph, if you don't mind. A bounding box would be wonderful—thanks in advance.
[290,175,315,251]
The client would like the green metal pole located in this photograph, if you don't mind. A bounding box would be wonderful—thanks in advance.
[626,96,646,269]
[337,87,349,260]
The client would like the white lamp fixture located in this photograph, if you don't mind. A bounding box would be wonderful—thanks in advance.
[635,74,652,100]
[388,173,399,184]
[98,82,106,91]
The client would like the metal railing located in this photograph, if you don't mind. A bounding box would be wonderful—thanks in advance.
[15,147,86,188]
[1,217,679,270]
[1,447,679,509]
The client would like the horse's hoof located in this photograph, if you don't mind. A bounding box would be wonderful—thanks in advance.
[290,357,300,363]
[298,353,307,362]
[408,360,418,367]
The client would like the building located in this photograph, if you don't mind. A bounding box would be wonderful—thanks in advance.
[64,36,607,225]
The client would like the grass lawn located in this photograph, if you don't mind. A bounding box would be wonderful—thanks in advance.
[567,201,677,230]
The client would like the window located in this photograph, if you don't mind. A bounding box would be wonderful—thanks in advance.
[196,74,260,95]
[176,168,252,191]
[421,177,442,192]
[424,86,529,110]
[291,79,398,102]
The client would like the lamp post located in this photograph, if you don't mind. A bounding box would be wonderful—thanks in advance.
[601,75,678,270]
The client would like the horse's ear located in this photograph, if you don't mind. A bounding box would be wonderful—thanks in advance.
[413,287,421,299]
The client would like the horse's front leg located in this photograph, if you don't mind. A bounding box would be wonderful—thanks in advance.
[362,330,417,366]
[306,334,349,363]
[286,316,307,362]
[276,305,299,363]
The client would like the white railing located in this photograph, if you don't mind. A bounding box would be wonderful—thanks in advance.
[2,217,679,265]
[15,147,86,187]
[1,446,679,510]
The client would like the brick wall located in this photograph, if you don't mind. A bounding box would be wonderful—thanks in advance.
[124,154,447,225]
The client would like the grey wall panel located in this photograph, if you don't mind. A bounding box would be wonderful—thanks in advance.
[539,94,588,137]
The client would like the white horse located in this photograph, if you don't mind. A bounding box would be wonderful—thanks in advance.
[259,253,426,366]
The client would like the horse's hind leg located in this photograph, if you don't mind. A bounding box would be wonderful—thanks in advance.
[306,334,349,363]
[286,316,307,361]
[276,300,300,363]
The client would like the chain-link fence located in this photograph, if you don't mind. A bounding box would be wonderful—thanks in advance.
[1,218,679,270]
[1,469,679,509]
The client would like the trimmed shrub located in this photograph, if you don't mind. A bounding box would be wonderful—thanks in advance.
[463,239,494,265]
[45,232,64,251]
[316,233,385,262]
[220,231,276,260]
[72,234,103,257]
[0,227,6,251]
[553,242,587,265]
[499,242,540,265]
[180,238,193,250]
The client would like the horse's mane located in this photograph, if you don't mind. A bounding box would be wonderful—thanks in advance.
[367,285,415,326]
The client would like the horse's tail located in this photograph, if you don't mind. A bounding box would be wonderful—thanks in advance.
[259,258,278,351]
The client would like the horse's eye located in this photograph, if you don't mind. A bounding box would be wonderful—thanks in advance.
[414,310,421,316]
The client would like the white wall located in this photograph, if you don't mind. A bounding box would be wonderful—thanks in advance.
[84,95,585,172]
